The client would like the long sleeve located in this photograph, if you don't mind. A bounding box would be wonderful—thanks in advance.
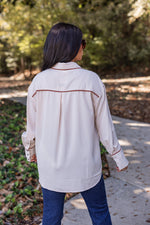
[21,83,36,162]
[95,80,129,170]
[26,84,36,139]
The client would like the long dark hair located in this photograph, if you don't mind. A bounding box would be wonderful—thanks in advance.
[41,23,83,71]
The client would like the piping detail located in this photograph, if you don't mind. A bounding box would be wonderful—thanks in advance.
[111,148,122,156]
[51,67,81,71]
[32,89,99,98]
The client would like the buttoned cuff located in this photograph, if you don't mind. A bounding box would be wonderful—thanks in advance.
[21,132,36,162]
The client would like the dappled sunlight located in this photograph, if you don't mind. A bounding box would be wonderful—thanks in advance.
[129,160,141,164]
[145,187,150,192]
[104,175,150,224]
[133,188,144,195]
[128,0,147,23]
[126,122,150,127]
[103,76,150,84]
[70,198,87,210]
[112,120,121,125]
[0,90,27,99]
[119,140,131,146]
[124,149,138,154]
[104,75,150,123]
[108,116,150,196]
[122,152,141,158]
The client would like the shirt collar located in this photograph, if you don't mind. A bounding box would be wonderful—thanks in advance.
[52,62,81,70]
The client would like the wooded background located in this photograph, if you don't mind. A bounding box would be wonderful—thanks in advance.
[0,0,150,76]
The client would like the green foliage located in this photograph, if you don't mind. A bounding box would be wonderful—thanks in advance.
[13,203,23,215]
[0,99,42,224]
[0,0,150,74]
[100,142,107,155]
[74,0,150,71]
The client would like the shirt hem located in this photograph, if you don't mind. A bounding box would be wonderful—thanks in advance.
[39,171,102,193]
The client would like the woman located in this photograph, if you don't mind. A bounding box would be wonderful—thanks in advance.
[22,22,129,225]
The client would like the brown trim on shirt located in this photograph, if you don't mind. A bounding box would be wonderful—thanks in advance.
[32,89,99,98]
[51,67,81,71]
[111,148,121,156]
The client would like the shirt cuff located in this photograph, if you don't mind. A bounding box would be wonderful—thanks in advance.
[21,131,36,162]
[112,149,129,170]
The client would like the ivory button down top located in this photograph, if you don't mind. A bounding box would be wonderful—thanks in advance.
[22,62,129,192]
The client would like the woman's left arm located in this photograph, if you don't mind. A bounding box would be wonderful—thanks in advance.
[94,79,129,171]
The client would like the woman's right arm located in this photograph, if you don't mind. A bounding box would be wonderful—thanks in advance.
[21,83,37,162]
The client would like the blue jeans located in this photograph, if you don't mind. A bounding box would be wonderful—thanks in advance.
[41,175,112,225]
